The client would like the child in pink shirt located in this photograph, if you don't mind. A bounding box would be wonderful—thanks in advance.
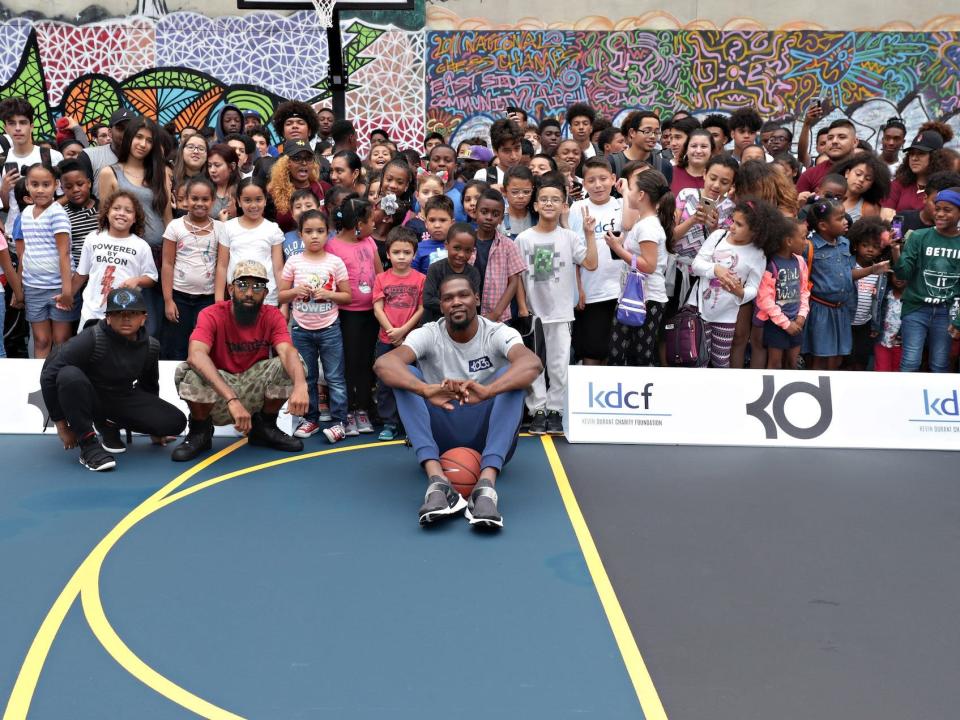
[372,226,425,441]
[278,209,351,442]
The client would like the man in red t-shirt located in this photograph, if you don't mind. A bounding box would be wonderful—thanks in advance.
[172,260,309,461]
[796,119,859,195]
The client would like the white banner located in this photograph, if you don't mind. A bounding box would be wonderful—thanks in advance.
[564,365,960,451]
[0,360,293,436]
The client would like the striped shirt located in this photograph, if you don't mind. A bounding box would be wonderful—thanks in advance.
[65,203,99,268]
[21,202,72,288]
[853,267,879,326]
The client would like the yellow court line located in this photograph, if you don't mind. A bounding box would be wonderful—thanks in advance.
[3,439,247,720]
[541,436,669,720]
[4,439,402,720]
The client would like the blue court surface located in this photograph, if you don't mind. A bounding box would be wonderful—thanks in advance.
[5,434,959,719]
[0,435,656,720]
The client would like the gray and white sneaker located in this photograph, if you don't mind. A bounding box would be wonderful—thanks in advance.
[355,410,374,433]
[343,413,360,436]
[418,477,467,525]
[465,485,503,529]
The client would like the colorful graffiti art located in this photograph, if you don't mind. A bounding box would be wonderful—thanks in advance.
[0,12,425,151]
[426,30,960,145]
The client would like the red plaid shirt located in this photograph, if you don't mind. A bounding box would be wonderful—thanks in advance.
[472,230,527,321]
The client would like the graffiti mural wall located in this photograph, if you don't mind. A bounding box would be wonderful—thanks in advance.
[425,30,960,149]
[0,11,425,150]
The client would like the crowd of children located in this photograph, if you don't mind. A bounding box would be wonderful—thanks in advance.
[2,93,960,444]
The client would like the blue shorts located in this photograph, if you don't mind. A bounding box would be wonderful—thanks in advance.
[23,285,81,323]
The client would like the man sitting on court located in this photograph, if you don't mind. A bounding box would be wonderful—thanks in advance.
[374,275,542,528]
[172,260,309,461]
[40,288,187,472]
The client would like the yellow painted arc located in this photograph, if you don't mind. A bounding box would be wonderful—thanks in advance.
[541,436,669,720]
[2,440,247,720]
[80,576,245,719]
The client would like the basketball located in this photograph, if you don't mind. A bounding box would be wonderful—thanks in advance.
[440,447,482,498]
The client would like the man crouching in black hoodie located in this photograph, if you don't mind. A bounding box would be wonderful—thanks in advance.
[40,288,187,471]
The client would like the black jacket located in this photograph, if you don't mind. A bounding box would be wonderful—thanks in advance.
[40,320,160,422]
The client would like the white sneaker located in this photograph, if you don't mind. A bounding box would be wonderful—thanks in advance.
[356,410,374,433]
[343,413,359,436]
[322,423,347,444]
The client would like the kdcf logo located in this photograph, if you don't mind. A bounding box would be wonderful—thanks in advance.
[923,389,959,416]
[746,375,832,440]
[587,382,653,410]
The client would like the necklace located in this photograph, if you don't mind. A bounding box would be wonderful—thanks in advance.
[184,217,213,233]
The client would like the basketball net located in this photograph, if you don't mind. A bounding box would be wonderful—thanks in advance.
[310,0,335,28]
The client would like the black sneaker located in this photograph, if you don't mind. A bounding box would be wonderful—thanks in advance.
[171,416,213,462]
[98,422,126,454]
[546,411,564,436]
[528,410,547,435]
[79,435,116,472]
[418,477,467,525]
[247,412,303,452]
[465,485,503,529]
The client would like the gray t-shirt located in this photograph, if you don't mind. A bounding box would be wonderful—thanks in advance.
[403,316,522,385]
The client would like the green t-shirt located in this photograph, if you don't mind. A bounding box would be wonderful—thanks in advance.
[893,227,960,320]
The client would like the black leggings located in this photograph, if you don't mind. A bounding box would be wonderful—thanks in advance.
[338,309,379,412]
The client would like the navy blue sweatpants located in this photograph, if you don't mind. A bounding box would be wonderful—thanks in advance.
[393,366,524,471]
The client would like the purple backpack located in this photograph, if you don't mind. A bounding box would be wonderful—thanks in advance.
[663,303,709,367]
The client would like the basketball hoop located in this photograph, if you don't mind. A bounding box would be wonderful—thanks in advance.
[309,0,336,28]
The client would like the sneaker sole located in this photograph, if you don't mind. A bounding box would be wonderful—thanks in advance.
[465,507,504,528]
[357,426,375,434]
[322,432,345,443]
[101,443,127,453]
[528,428,546,436]
[419,493,468,525]
[546,429,564,436]
[294,428,321,438]
[80,456,116,472]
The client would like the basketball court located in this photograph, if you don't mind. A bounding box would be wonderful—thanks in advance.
[2,430,959,719]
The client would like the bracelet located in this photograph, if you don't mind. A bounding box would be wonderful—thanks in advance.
[226,397,240,404]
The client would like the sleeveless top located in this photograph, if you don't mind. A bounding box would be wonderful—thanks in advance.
[110,163,165,247]
[846,198,864,223]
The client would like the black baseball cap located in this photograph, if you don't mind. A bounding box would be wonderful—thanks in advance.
[109,108,136,127]
[908,130,945,153]
[282,138,313,157]
[106,287,147,313]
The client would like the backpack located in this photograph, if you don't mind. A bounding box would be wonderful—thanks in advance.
[663,304,709,367]
[663,232,723,367]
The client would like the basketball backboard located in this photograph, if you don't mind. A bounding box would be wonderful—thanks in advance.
[237,0,412,9]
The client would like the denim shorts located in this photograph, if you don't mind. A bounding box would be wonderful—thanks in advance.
[23,284,81,323]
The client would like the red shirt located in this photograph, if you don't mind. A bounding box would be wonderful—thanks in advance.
[796,161,833,194]
[190,300,291,374]
[670,165,704,195]
[273,180,331,232]
[372,268,425,343]
[882,179,925,212]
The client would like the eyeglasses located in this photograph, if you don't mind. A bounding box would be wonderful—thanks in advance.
[234,279,268,292]
[289,155,314,165]
[638,128,662,137]
[184,144,207,153]
[537,196,564,205]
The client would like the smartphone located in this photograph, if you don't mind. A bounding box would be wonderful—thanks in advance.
[700,196,715,208]
[813,98,822,108]
[609,230,623,260]
[891,215,904,242]
[3,162,18,176]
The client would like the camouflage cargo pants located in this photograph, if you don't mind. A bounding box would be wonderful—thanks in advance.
[175,357,302,426]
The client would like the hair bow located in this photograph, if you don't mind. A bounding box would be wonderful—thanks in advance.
[379,193,399,216]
